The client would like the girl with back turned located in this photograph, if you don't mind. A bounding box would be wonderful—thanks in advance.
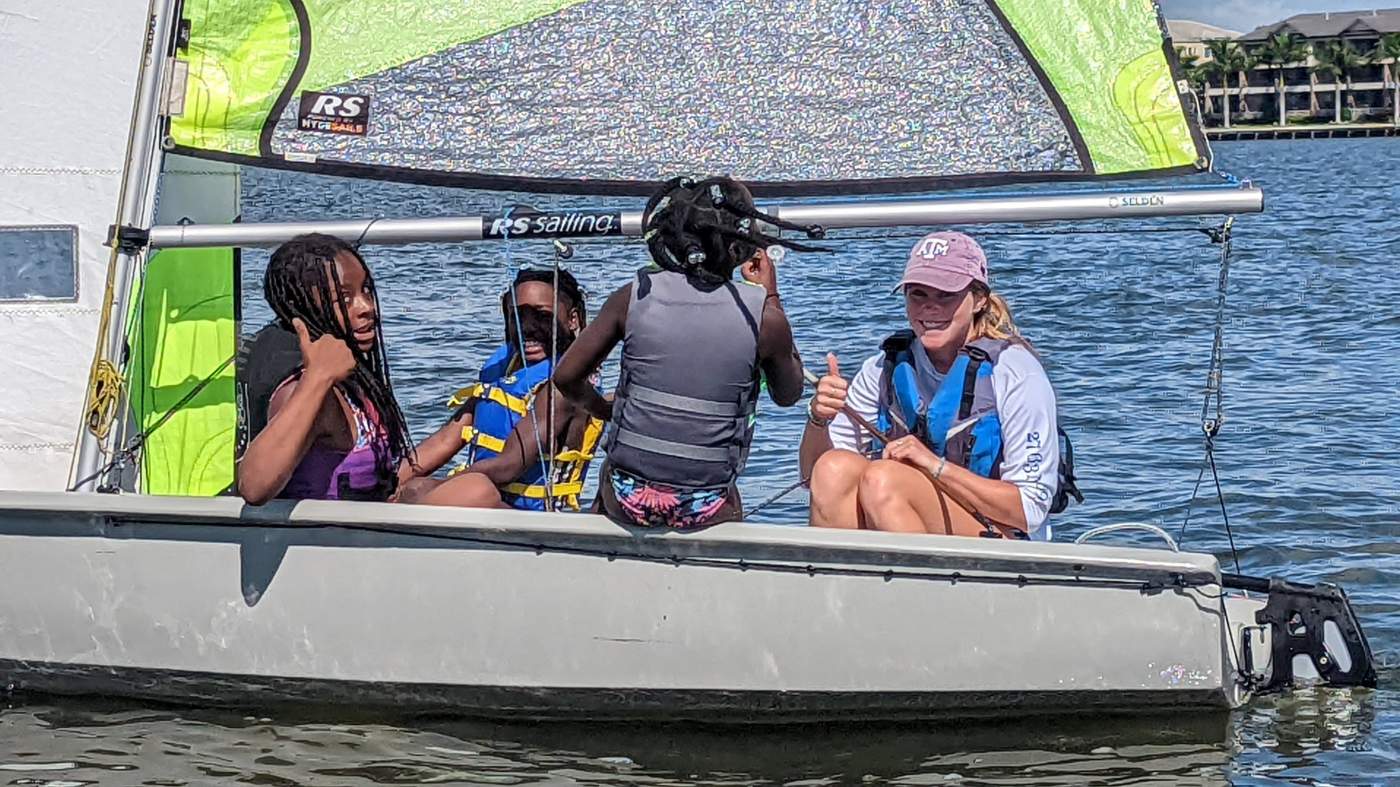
[553,175,821,529]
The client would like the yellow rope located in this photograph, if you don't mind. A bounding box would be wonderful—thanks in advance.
[80,239,129,443]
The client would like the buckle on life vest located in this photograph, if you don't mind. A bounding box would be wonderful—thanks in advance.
[447,383,531,416]
[447,383,484,409]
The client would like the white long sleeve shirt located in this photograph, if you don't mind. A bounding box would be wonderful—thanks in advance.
[826,343,1060,540]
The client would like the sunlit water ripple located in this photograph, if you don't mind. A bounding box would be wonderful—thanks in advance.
[2,139,1395,784]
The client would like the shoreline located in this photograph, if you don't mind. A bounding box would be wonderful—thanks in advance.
[1205,122,1399,140]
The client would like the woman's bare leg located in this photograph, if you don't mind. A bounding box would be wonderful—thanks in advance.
[857,460,988,536]
[417,471,507,508]
[809,450,870,529]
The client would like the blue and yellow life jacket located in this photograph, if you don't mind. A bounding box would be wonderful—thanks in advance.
[446,345,603,511]
[874,331,1082,515]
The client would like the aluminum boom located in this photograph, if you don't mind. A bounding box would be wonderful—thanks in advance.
[144,183,1263,249]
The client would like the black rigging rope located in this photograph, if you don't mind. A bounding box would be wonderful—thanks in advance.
[813,224,1222,243]
[1178,218,1241,574]
[743,475,809,520]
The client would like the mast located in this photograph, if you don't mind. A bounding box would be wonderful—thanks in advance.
[143,183,1264,249]
[71,0,183,491]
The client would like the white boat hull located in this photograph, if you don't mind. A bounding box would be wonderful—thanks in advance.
[0,492,1264,720]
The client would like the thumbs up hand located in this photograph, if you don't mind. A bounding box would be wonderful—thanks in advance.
[811,352,849,423]
[294,318,356,385]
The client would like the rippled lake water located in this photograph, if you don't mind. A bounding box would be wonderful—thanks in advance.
[3,139,1396,783]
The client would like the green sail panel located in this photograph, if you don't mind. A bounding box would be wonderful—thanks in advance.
[994,0,1201,174]
[172,0,1207,195]
[126,248,238,496]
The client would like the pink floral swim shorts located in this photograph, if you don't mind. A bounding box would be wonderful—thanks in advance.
[608,467,730,530]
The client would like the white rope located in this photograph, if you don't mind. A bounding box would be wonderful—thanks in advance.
[500,208,556,510]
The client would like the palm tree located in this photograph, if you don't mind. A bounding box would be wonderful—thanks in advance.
[1377,32,1400,126]
[1258,32,1310,126]
[1176,49,1214,117]
[1205,39,1253,128]
[1313,41,1368,123]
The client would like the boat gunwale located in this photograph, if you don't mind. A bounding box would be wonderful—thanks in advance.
[0,491,1222,585]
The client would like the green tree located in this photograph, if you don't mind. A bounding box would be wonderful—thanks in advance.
[1257,32,1310,126]
[1377,32,1400,126]
[1176,49,1214,117]
[1205,39,1254,128]
[1313,40,1368,123]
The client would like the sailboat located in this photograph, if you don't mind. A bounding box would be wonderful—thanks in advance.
[0,0,1375,719]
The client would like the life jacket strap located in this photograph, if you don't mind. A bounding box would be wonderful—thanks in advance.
[503,479,586,498]
[613,429,732,462]
[626,383,739,416]
[447,382,530,416]
[502,479,587,511]
[459,425,506,454]
[959,346,988,421]
[447,383,483,409]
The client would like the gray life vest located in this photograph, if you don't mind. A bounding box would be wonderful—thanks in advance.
[604,268,766,489]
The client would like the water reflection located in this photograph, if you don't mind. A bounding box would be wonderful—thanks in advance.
[3,697,1242,786]
[1230,679,1395,785]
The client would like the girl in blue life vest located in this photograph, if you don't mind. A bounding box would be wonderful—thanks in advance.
[797,231,1077,541]
[552,175,821,530]
[396,268,602,510]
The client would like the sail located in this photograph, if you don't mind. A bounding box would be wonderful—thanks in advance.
[0,0,156,490]
[125,247,238,496]
[171,0,1207,195]
[124,156,241,496]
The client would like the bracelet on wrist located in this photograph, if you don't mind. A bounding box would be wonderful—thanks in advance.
[806,398,832,428]
[930,455,947,481]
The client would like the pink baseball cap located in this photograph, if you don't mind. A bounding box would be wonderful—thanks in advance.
[893,231,989,294]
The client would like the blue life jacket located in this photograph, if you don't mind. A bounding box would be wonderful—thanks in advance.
[446,345,602,511]
[874,331,1081,515]
[875,332,1006,478]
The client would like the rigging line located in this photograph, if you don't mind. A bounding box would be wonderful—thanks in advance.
[351,216,385,251]
[71,353,237,492]
[545,243,562,506]
[813,226,1220,243]
[195,516,1193,594]
[743,475,810,520]
[129,245,155,490]
[1180,218,1239,577]
[1183,77,1221,177]
[1179,458,1209,546]
[1209,439,1242,575]
[572,224,1217,249]
[500,207,556,510]
[78,1,172,459]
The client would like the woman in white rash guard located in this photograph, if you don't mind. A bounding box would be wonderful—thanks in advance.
[797,231,1063,540]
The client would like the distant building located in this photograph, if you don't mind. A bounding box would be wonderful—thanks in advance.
[1175,9,1400,126]
[1238,8,1400,43]
[1167,19,1242,60]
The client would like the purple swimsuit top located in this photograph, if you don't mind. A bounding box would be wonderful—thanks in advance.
[278,376,394,502]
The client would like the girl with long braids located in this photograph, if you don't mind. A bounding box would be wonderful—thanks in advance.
[237,234,413,504]
[554,175,822,529]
